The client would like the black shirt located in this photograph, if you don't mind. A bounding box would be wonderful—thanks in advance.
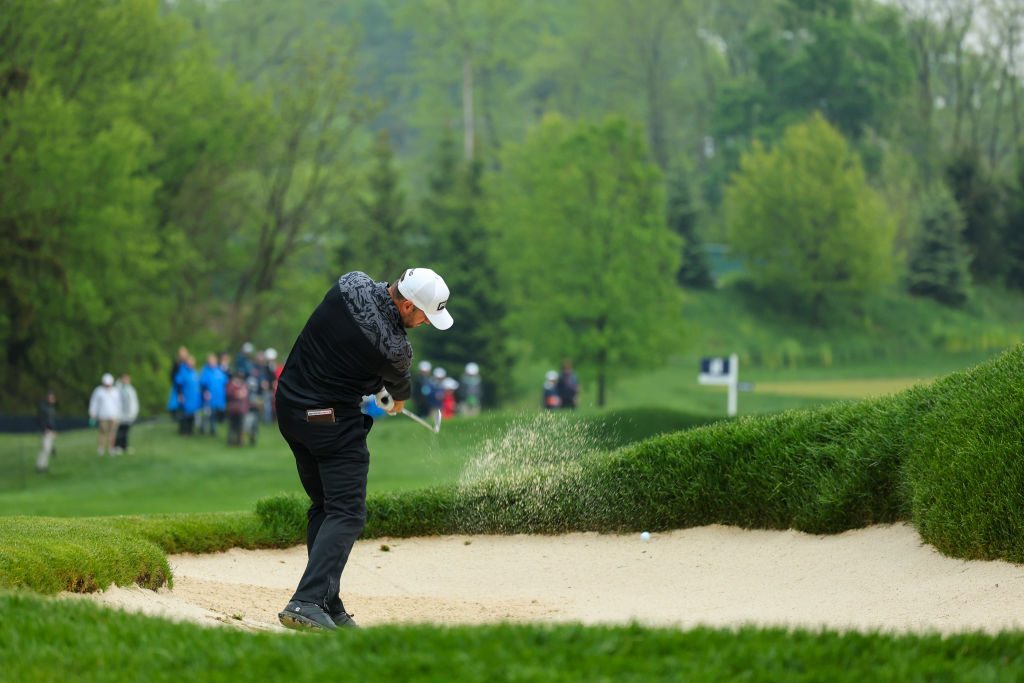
[276,273,413,410]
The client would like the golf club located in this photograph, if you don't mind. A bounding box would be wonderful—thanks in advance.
[400,407,441,434]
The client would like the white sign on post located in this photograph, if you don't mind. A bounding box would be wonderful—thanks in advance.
[698,353,740,417]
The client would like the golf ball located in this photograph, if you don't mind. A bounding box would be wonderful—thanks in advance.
[640,531,651,541]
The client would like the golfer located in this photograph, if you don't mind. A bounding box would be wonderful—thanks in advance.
[274,268,453,630]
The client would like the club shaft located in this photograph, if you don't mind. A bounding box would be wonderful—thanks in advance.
[401,408,438,433]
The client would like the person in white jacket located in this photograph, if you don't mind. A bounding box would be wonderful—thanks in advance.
[89,373,121,455]
[114,374,139,455]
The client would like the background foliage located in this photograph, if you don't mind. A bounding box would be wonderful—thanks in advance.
[2,0,1023,412]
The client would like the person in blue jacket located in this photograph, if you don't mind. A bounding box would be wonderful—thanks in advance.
[175,355,202,435]
[199,354,229,436]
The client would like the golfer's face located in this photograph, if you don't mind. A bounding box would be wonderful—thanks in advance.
[403,303,430,328]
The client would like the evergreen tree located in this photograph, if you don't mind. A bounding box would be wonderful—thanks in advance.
[337,130,418,281]
[666,167,714,289]
[1003,159,1024,291]
[413,134,514,408]
[946,150,1006,283]
[906,183,972,307]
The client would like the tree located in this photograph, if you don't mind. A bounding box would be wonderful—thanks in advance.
[0,0,234,410]
[395,0,543,162]
[906,183,972,306]
[666,167,714,289]
[1005,161,1024,290]
[413,133,514,407]
[198,0,374,346]
[489,116,682,406]
[945,149,1008,283]
[336,130,419,280]
[723,114,895,322]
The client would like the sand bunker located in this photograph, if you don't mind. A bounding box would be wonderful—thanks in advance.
[62,523,1024,634]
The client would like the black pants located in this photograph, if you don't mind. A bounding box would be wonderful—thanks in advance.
[277,400,372,612]
[114,423,131,450]
[227,414,244,445]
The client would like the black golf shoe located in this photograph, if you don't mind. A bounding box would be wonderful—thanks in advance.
[278,601,337,631]
[330,609,359,628]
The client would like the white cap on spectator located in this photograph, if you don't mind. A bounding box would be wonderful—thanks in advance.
[433,367,447,379]
[545,370,558,382]
[102,373,114,386]
[418,360,432,373]
[465,362,479,375]
[397,268,453,330]
[265,348,278,360]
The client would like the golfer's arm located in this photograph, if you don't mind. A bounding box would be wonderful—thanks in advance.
[378,359,412,402]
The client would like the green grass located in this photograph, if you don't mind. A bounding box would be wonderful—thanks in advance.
[0,405,719,517]
[3,593,1024,682]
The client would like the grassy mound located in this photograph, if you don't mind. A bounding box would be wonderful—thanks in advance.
[0,517,170,593]
[902,348,1024,561]
[348,345,1024,560]
[3,593,1024,681]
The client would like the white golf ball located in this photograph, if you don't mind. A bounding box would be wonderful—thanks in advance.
[640,531,651,541]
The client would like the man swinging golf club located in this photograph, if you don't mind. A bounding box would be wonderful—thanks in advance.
[274,268,453,630]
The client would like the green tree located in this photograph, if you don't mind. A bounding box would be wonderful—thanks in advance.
[667,167,714,289]
[1005,160,1024,290]
[0,0,235,409]
[196,0,374,346]
[945,149,1007,283]
[336,130,419,280]
[906,183,972,306]
[489,116,682,407]
[413,134,514,407]
[723,114,895,322]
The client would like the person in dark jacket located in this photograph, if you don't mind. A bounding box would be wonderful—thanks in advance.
[36,391,58,473]
[274,268,453,631]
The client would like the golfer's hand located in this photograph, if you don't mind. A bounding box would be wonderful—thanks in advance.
[390,399,405,416]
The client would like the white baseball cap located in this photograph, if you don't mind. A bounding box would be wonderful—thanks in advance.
[397,268,453,330]
[102,373,114,386]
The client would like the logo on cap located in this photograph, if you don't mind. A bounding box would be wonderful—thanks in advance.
[437,300,448,311]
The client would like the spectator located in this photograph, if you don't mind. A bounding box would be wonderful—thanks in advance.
[429,367,446,416]
[441,377,459,420]
[235,341,255,378]
[89,373,121,455]
[263,348,279,422]
[458,362,482,417]
[219,352,233,376]
[556,358,580,409]
[225,372,249,446]
[36,391,58,473]
[542,370,561,410]
[244,365,263,446]
[199,354,229,436]
[114,374,139,454]
[175,356,201,435]
[167,346,188,422]
[412,360,433,417]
